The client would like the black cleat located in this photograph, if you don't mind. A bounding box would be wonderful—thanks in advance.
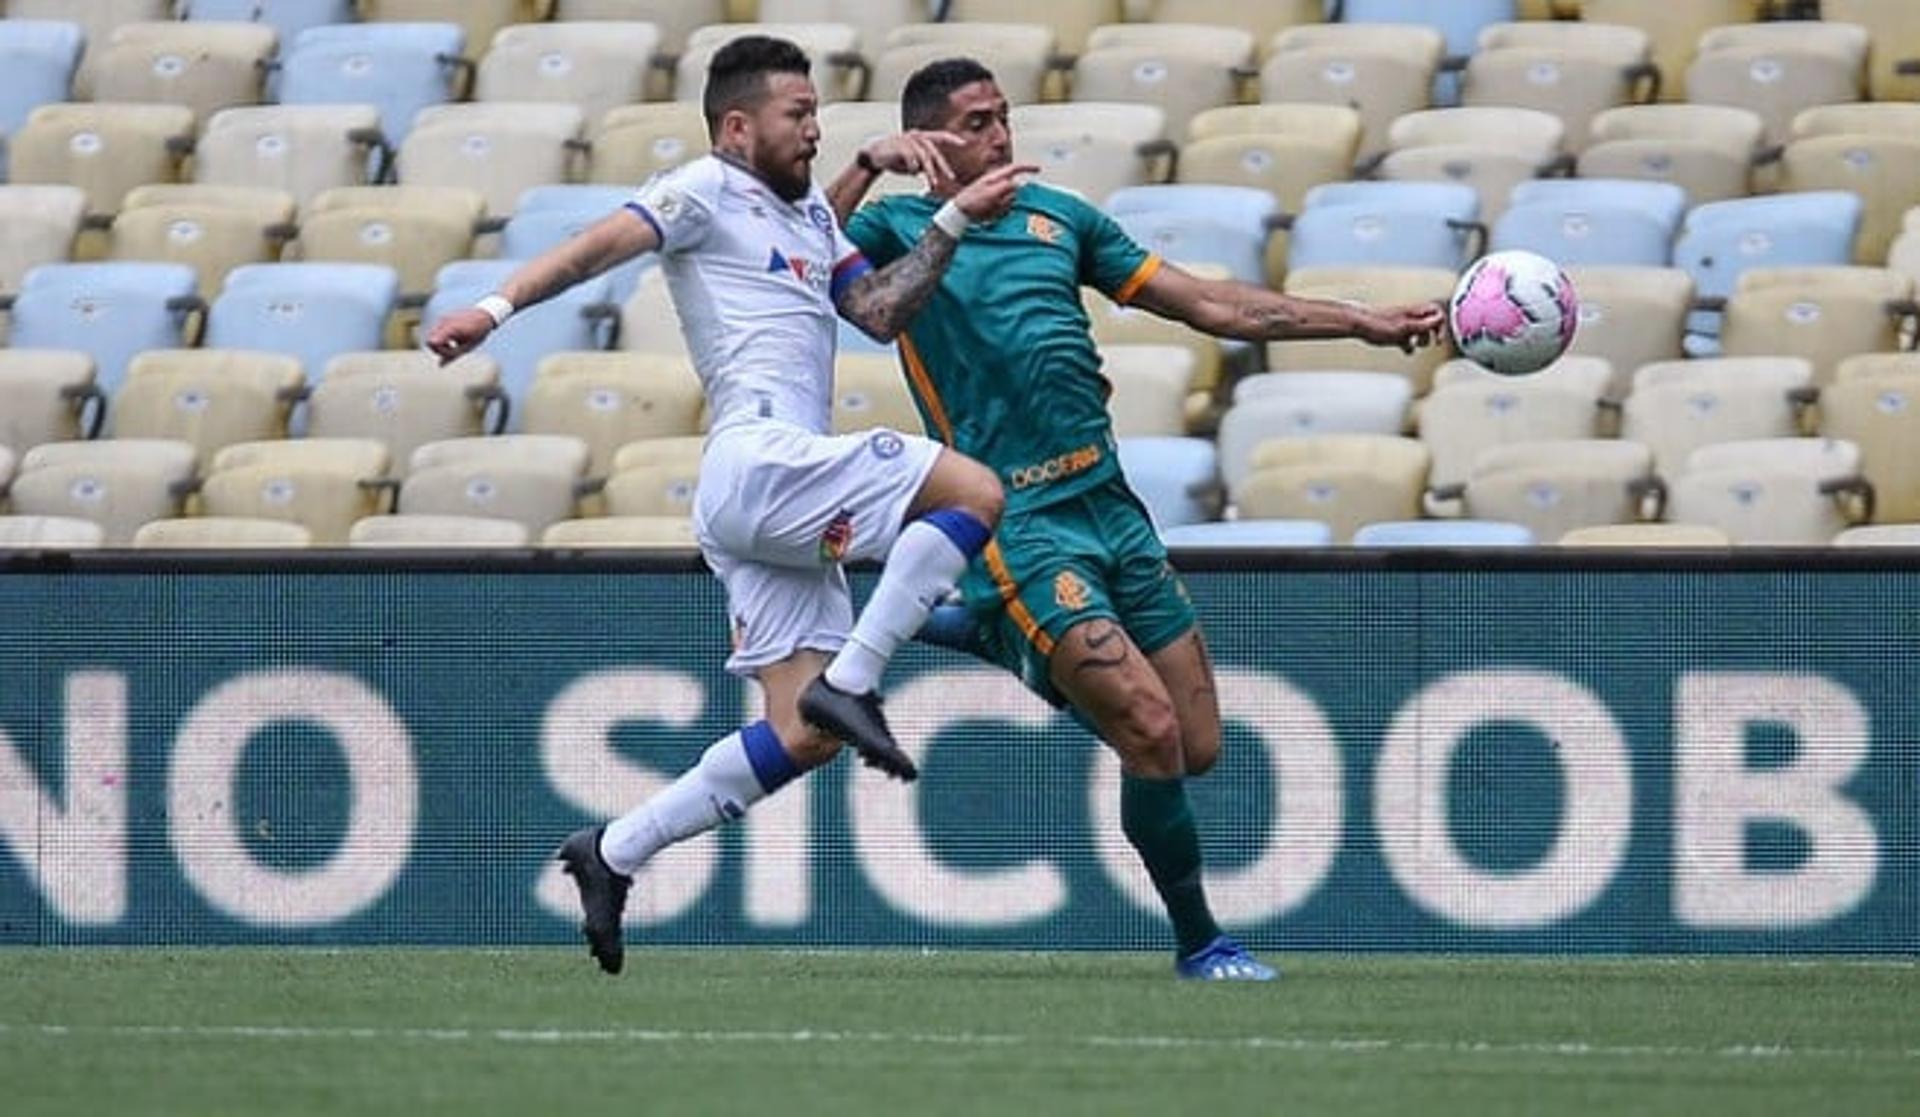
[798,677,919,782]
[554,825,632,974]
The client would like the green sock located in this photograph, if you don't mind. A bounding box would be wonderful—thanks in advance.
[1121,773,1223,958]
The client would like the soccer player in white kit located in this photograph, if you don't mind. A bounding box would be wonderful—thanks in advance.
[426,36,1032,973]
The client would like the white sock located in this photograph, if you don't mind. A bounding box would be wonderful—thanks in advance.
[598,730,772,876]
[825,518,972,695]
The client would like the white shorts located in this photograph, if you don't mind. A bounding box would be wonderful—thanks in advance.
[694,423,944,676]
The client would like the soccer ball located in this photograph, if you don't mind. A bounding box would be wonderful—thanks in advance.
[1448,250,1579,376]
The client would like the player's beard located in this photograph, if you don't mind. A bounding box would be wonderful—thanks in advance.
[754,139,814,202]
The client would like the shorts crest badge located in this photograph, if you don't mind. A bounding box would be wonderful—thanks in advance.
[819,510,855,562]
[1054,570,1090,612]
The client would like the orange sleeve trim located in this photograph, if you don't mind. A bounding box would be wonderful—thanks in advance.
[896,336,955,445]
[1112,253,1163,306]
[984,541,1057,658]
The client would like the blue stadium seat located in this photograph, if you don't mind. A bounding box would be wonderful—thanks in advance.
[1116,436,1219,531]
[1105,184,1281,287]
[1492,199,1674,267]
[502,186,651,302]
[1350,518,1536,547]
[425,260,618,429]
[1337,0,1517,105]
[208,263,400,389]
[1161,519,1334,548]
[182,0,358,53]
[6,262,199,397]
[0,20,84,178]
[276,23,467,149]
[1673,191,1863,351]
[1289,181,1482,271]
[1507,179,1689,235]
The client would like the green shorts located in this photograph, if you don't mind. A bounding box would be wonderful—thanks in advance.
[957,477,1197,707]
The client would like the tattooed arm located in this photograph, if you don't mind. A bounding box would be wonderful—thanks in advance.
[1126,263,1447,352]
[835,161,1036,342]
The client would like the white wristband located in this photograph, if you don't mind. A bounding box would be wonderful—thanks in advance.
[931,200,971,241]
[475,294,515,328]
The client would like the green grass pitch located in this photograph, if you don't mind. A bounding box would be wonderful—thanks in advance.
[3,950,1916,1116]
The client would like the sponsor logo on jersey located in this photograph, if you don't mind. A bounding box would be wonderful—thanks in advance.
[1007,443,1103,490]
[1054,570,1091,612]
[1027,214,1061,244]
[819,510,855,562]
[767,247,830,290]
[867,430,904,460]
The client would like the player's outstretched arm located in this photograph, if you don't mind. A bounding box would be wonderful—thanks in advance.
[836,160,1036,341]
[424,208,659,364]
[1128,265,1447,353]
[825,131,962,225]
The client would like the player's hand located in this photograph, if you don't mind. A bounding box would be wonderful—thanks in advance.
[424,309,495,365]
[952,161,1039,224]
[859,130,962,189]
[1357,301,1447,353]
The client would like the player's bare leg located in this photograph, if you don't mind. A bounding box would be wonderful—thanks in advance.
[1147,627,1222,777]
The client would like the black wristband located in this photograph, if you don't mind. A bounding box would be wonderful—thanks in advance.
[856,149,882,175]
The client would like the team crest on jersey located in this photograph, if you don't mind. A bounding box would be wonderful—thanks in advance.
[867,430,904,460]
[819,510,855,562]
[1054,570,1091,612]
[807,203,833,232]
[1027,214,1061,244]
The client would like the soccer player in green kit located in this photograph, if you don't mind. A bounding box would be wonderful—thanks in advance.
[827,59,1446,980]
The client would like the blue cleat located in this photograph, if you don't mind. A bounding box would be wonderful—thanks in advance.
[1175,936,1278,982]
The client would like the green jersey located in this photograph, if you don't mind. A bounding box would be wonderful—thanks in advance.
[845,183,1162,512]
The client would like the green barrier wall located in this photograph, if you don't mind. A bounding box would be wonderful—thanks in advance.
[2,555,1915,952]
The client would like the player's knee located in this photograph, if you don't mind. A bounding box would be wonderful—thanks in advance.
[1184,728,1221,777]
[770,715,841,769]
[945,455,1003,529]
[1108,692,1183,775]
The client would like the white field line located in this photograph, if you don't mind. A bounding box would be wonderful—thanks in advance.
[1,1023,1915,1063]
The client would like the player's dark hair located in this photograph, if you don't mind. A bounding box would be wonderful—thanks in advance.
[704,35,812,133]
[901,58,997,131]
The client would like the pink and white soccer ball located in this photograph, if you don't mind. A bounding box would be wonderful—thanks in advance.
[1448,250,1579,376]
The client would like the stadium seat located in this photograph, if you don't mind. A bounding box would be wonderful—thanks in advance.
[5,262,202,398]
[295,186,486,306]
[401,456,585,534]
[132,516,314,548]
[207,263,401,390]
[1217,372,1413,490]
[1351,518,1536,547]
[1338,0,1516,106]
[870,23,1053,106]
[1894,209,1920,291]
[1833,524,1920,547]
[1134,0,1322,60]
[1508,178,1688,237]
[424,260,619,426]
[1666,437,1872,545]
[276,23,470,149]
[1261,24,1444,162]
[1560,266,1692,399]
[830,353,922,437]
[943,0,1122,59]
[1231,434,1428,542]
[1100,344,1196,438]
[552,0,724,76]
[5,0,172,101]
[307,351,503,476]
[501,186,651,302]
[178,1,358,53]
[1160,519,1333,548]
[616,266,689,359]
[0,514,106,550]
[1106,185,1281,288]
[1779,136,1920,267]
[609,434,703,474]
[0,20,84,178]
[1578,103,1765,206]
[0,186,88,323]
[1718,267,1915,388]
[604,434,701,519]
[1434,438,1656,541]
[9,438,197,545]
[357,0,552,63]
[1116,436,1220,531]
[1821,0,1920,102]
[814,101,926,208]
[1011,102,1174,204]
[588,102,709,186]
[1270,266,1459,393]
[1789,103,1920,144]
[540,514,698,549]
[676,24,868,104]
[1070,24,1255,145]
[1287,181,1481,272]
[1622,356,1815,480]
[1558,522,1731,547]
[412,433,590,476]
[1685,22,1868,149]
[1429,352,1616,399]
[475,22,657,129]
[1819,365,1920,524]
[1490,190,1676,268]
[1380,106,1566,222]
[1464,22,1656,151]
[92,21,276,124]
[0,350,103,457]
[1179,103,1362,217]
[1574,0,1770,103]
[1673,192,1863,349]
[348,513,530,548]
[194,105,389,210]
[397,103,588,220]
[1417,373,1607,492]
[107,186,299,298]
[7,103,196,224]
[524,352,706,478]
[198,445,391,546]
[113,349,301,465]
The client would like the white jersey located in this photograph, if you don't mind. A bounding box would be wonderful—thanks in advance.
[626,154,872,435]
